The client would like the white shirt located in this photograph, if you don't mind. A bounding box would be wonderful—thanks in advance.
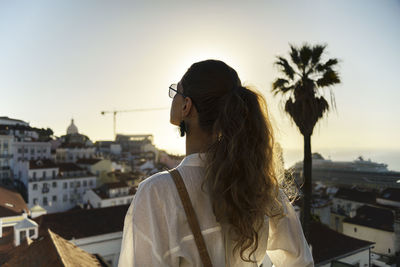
[118,153,314,267]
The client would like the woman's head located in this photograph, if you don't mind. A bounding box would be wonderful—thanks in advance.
[173,59,284,262]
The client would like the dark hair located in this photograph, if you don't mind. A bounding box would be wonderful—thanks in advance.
[181,60,283,262]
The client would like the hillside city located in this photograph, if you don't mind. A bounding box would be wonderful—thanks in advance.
[0,116,399,266]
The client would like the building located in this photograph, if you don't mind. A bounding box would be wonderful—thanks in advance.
[83,181,135,208]
[0,135,13,180]
[377,188,400,208]
[261,221,374,267]
[330,187,376,232]
[309,222,374,267]
[27,159,97,213]
[0,187,37,260]
[34,204,129,266]
[343,205,398,257]
[76,158,112,177]
[1,228,105,267]
[95,141,122,156]
[55,119,95,163]
[0,187,29,228]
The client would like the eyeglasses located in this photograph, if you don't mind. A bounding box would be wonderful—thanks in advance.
[168,84,186,99]
[169,83,200,111]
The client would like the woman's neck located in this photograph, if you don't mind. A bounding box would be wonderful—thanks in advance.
[185,128,212,156]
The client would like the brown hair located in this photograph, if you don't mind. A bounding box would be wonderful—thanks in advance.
[181,60,284,262]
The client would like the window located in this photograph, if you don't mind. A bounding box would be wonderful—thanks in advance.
[43,197,48,206]
[76,181,81,187]
[33,198,38,205]
[33,184,38,190]
[24,148,28,153]
[33,172,36,179]
[63,194,68,202]
[83,180,87,187]
[18,148,22,153]
[354,227,357,232]
[70,181,74,187]
[52,195,57,202]
[89,180,93,186]
[30,148,34,154]
[52,170,56,178]
[42,171,46,179]
[52,182,57,188]
[29,229,35,237]
[63,182,67,189]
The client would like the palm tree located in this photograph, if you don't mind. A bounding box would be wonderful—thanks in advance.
[271,43,341,240]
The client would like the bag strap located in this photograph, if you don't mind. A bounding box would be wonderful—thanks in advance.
[168,169,213,267]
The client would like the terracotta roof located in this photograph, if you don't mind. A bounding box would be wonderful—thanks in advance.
[76,158,102,165]
[0,187,28,217]
[2,229,102,267]
[104,181,129,189]
[34,205,129,240]
[379,188,400,202]
[309,222,374,265]
[343,205,395,232]
[334,188,376,204]
[58,163,84,172]
[93,184,136,199]
[29,159,58,170]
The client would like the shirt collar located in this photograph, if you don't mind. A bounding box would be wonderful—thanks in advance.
[178,153,206,167]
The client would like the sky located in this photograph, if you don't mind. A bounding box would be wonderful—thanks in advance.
[1,0,399,169]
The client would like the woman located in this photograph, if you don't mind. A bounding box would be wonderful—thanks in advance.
[118,60,314,266]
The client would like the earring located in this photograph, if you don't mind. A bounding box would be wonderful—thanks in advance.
[179,120,186,137]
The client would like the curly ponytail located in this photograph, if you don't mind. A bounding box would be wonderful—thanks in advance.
[181,60,284,262]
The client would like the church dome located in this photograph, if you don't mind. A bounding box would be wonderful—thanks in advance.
[67,119,79,135]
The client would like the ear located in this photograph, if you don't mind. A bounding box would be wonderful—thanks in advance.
[181,97,193,118]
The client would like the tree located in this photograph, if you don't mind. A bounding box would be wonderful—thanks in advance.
[271,43,341,240]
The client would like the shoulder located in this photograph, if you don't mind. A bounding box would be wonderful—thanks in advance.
[135,170,175,199]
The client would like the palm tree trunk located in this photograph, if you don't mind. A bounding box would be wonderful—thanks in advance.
[301,133,312,242]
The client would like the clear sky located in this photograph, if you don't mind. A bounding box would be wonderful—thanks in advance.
[1,1,399,167]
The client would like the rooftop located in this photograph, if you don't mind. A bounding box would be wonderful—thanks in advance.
[334,187,376,204]
[0,186,28,217]
[76,158,103,165]
[378,188,400,202]
[34,205,129,240]
[29,159,58,170]
[1,229,102,267]
[343,205,395,232]
[309,221,374,265]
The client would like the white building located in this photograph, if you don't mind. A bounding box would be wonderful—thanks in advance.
[83,181,134,208]
[27,159,97,213]
[343,205,398,257]
[0,135,13,179]
[330,187,376,233]
[56,146,96,163]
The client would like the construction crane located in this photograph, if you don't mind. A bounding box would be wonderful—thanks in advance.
[101,107,169,138]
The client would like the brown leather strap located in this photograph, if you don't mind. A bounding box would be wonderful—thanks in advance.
[168,169,213,267]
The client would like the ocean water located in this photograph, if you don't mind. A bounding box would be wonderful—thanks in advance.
[282,148,400,172]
